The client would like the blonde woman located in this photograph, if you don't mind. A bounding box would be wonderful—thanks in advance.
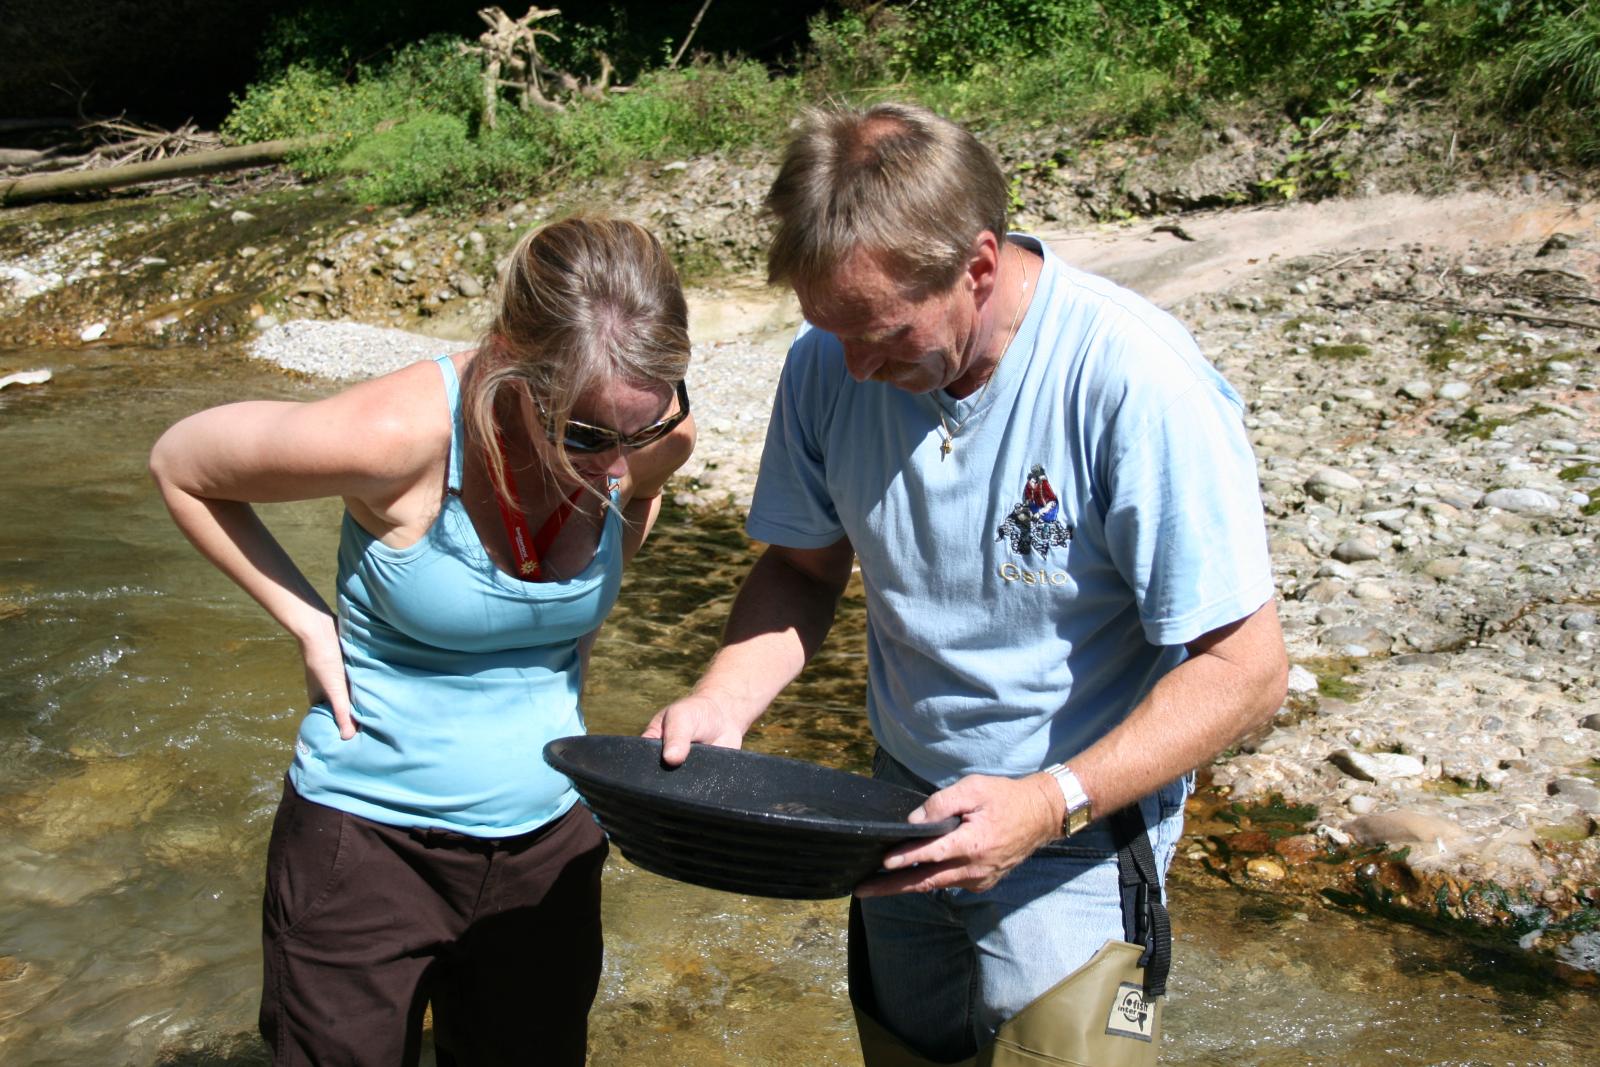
[150,217,694,1065]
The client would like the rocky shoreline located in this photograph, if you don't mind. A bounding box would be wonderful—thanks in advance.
[2,150,1597,977]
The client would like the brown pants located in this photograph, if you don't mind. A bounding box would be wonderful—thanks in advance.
[259,779,608,1066]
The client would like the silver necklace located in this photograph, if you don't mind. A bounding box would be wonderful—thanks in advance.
[936,245,1031,460]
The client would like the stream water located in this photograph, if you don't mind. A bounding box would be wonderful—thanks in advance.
[0,343,1594,1066]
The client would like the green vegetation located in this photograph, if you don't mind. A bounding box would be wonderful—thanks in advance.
[1495,363,1552,391]
[1314,343,1373,360]
[1300,655,1364,701]
[1449,405,1513,440]
[222,2,1600,207]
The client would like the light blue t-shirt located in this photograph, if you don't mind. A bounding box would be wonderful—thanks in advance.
[746,236,1273,788]
[290,355,623,836]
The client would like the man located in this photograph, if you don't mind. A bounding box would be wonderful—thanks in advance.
[647,102,1287,1064]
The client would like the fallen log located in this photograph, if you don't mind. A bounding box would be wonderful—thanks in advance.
[0,137,324,206]
[0,148,56,167]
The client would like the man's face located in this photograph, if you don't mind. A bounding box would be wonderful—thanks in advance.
[795,248,982,396]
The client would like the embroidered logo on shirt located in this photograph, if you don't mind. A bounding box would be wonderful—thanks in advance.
[996,464,1073,558]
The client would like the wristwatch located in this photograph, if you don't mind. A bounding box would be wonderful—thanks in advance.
[1044,763,1094,837]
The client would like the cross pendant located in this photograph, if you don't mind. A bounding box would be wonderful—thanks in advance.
[940,438,953,459]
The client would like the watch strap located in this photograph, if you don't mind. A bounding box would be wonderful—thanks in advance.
[1045,762,1094,836]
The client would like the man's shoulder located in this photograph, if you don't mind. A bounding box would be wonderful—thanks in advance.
[1030,249,1214,385]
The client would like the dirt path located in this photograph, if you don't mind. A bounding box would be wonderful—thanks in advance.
[1038,190,1597,305]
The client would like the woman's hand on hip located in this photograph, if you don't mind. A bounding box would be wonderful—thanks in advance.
[299,613,358,740]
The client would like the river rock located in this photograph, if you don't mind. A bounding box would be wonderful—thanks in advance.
[1480,488,1560,514]
[1439,381,1472,400]
[1246,857,1287,881]
[1346,794,1380,815]
[1305,467,1364,500]
[1286,665,1318,694]
[1557,932,1600,972]
[1346,810,1469,848]
[1332,537,1383,562]
[1550,778,1600,810]
[1330,749,1426,782]
[1423,557,1464,579]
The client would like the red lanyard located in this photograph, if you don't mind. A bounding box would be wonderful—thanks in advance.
[490,436,583,581]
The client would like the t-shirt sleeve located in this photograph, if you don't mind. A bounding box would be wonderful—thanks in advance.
[744,335,847,549]
[1103,377,1274,647]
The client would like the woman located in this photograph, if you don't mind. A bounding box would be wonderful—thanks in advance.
[149,216,695,1065]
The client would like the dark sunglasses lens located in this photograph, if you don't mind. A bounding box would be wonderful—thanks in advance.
[560,425,620,453]
[625,420,676,448]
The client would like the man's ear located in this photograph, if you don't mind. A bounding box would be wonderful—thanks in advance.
[965,230,1002,304]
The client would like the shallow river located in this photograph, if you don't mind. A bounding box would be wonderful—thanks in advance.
[0,344,1594,1065]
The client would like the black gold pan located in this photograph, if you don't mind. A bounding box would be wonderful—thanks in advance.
[543,734,959,899]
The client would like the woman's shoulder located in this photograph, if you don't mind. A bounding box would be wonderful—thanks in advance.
[312,356,461,486]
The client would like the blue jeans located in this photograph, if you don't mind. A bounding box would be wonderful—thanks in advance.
[858,750,1189,1062]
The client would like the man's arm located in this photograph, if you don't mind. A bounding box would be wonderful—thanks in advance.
[645,535,855,764]
[858,598,1288,896]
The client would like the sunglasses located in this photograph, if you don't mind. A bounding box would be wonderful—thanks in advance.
[543,380,691,454]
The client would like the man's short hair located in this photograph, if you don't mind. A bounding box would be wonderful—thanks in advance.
[764,102,1009,298]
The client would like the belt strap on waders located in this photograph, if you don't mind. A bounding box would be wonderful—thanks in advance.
[1109,806,1170,998]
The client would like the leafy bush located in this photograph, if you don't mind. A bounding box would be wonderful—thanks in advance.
[1503,2,1600,156]
[221,0,1600,207]
[547,60,797,176]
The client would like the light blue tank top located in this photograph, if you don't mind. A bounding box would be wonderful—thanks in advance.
[289,355,624,836]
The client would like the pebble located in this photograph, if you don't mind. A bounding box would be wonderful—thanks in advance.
[1438,381,1472,400]
[1332,537,1383,562]
[1550,778,1600,809]
[1305,467,1363,499]
[1286,665,1318,693]
[248,320,470,380]
[1331,750,1426,782]
[451,273,485,298]
[79,322,106,341]
[0,368,51,391]
[1246,857,1287,881]
[1480,488,1560,515]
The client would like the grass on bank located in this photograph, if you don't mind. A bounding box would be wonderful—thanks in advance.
[221,1,1600,209]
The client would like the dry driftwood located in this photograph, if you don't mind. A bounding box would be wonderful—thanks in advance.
[0,137,318,206]
[668,0,716,69]
[460,5,622,128]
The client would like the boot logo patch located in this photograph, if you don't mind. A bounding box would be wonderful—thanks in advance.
[1104,983,1154,1042]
